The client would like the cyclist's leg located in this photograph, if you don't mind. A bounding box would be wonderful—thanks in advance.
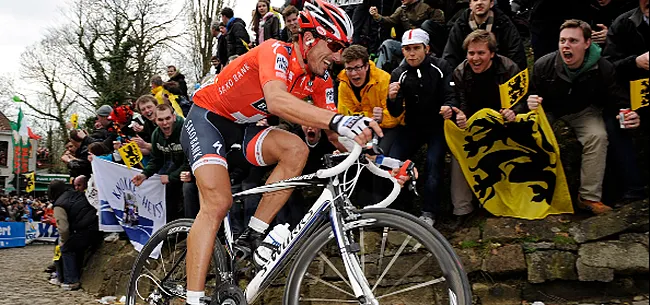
[243,127,309,224]
[187,165,232,291]
[180,105,242,301]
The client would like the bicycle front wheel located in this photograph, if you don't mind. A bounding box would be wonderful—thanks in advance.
[284,208,472,304]
[125,218,229,305]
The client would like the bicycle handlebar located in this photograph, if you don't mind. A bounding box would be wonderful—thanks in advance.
[316,137,402,208]
[316,137,363,179]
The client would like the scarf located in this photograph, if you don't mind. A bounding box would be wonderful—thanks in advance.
[469,10,494,32]
[258,12,275,44]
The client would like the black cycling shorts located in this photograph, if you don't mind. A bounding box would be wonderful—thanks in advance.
[180,105,275,173]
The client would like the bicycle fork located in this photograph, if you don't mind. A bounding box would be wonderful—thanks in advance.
[329,205,379,305]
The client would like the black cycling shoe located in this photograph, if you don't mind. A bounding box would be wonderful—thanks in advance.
[233,227,265,264]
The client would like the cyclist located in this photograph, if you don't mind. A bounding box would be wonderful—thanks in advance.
[180,1,382,304]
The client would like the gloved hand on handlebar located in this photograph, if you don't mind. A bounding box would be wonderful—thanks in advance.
[329,114,383,146]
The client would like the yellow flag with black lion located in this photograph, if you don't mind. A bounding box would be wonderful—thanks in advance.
[445,107,573,219]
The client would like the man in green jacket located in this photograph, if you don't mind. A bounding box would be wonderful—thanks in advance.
[132,104,187,222]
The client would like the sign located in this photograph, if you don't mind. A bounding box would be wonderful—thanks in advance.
[70,113,79,129]
[499,69,529,109]
[35,174,70,184]
[25,221,59,244]
[445,107,573,219]
[630,78,649,111]
[0,222,26,248]
[329,0,363,6]
[118,141,143,169]
[92,158,166,258]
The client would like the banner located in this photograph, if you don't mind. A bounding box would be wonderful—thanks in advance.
[630,78,649,111]
[92,158,165,258]
[445,107,573,219]
[25,172,35,193]
[0,222,26,248]
[499,69,529,109]
[118,141,143,169]
[25,221,59,244]
[329,0,363,6]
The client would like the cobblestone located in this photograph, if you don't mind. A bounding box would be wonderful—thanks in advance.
[0,244,99,305]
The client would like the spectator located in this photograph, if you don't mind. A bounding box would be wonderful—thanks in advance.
[212,21,229,67]
[527,19,641,214]
[443,0,527,70]
[338,44,404,153]
[279,5,300,43]
[221,7,251,57]
[151,75,185,118]
[66,129,98,178]
[73,175,88,192]
[369,0,445,70]
[387,29,457,226]
[133,95,159,144]
[600,0,649,203]
[92,105,113,140]
[131,104,186,222]
[450,29,525,227]
[252,0,281,46]
[48,180,99,291]
[166,65,189,100]
[604,0,649,90]
[585,0,638,47]
[209,56,222,75]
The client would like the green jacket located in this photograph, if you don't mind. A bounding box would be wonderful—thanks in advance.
[142,116,187,182]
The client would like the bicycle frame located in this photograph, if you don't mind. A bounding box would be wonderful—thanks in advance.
[219,140,401,304]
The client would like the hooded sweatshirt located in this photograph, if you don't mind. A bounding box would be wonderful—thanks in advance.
[142,116,186,182]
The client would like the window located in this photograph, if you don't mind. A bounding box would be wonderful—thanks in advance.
[0,141,8,167]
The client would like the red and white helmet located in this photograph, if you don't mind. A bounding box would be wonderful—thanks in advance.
[299,0,354,46]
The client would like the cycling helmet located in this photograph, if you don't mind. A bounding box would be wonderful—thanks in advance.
[299,0,353,46]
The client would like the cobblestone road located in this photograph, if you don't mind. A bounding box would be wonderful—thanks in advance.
[0,244,99,305]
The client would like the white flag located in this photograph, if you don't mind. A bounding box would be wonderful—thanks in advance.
[92,158,166,258]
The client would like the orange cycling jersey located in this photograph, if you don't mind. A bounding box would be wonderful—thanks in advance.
[193,39,336,123]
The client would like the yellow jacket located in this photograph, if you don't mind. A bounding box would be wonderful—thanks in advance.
[337,61,404,128]
[152,86,185,118]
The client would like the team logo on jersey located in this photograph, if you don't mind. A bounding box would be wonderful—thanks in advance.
[322,70,330,80]
[275,54,289,73]
[252,100,270,114]
[325,88,334,104]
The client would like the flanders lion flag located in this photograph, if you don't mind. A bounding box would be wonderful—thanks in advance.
[499,69,529,108]
[445,107,573,219]
[25,172,35,193]
[630,78,649,111]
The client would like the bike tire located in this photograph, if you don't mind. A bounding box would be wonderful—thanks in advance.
[284,208,472,305]
[125,218,229,305]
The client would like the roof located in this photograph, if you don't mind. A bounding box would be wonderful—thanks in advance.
[0,111,11,131]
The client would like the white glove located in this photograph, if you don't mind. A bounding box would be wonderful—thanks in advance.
[329,114,373,140]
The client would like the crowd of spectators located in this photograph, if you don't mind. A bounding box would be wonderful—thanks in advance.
[1,195,53,223]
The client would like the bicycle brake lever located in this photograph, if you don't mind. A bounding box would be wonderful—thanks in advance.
[405,162,419,196]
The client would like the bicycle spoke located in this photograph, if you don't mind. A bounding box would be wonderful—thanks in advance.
[318,251,351,288]
[384,253,433,294]
[300,298,359,303]
[376,277,446,300]
[305,272,356,297]
[372,234,412,292]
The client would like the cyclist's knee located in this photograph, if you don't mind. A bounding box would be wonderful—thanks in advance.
[283,140,309,166]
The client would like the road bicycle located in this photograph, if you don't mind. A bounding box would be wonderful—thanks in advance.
[126,138,472,305]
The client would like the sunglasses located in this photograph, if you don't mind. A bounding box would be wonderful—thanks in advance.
[314,36,347,53]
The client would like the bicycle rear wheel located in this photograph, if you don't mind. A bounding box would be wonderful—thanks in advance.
[284,208,472,304]
[125,218,229,305]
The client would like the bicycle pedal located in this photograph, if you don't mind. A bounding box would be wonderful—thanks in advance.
[233,245,252,263]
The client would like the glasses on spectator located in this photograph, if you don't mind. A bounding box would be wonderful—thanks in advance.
[344,64,367,73]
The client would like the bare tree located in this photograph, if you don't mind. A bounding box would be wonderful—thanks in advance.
[184,0,230,81]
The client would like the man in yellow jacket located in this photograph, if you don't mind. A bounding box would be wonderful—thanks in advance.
[150,75,185,118]
[338,44,404,154]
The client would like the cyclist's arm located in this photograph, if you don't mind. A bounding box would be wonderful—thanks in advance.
[263,80,336,129]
